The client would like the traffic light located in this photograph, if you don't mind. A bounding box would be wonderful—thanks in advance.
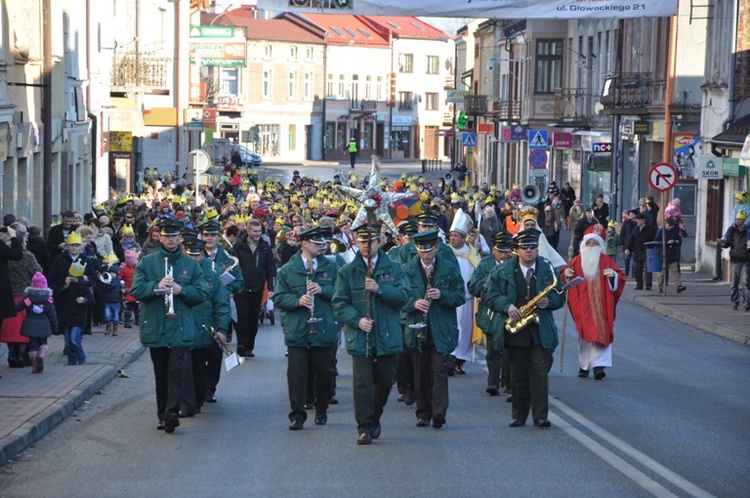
[456,111,466,130]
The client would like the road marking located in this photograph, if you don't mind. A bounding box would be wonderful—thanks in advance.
[550,398,716,498]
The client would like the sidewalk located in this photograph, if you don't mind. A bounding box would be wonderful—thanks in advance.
[0,325,145,466]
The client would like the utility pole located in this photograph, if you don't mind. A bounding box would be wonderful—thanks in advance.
[42,0,52,234]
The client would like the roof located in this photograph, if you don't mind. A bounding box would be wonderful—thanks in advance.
[363,16,449,41]
[294,13,390,47]
[200,11,326,44]
[711,103,750,148]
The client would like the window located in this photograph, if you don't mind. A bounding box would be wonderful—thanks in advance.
[338,74,346,98]
[399,53,413,73]
[288,71,298,99]
[425,92,438,110]
[535,39,563,94]
[289,124,296,151]
[358,28,372,38]
[264,45,272,58]
[331,26,344,36]
[387,21,400,29]
[306,47,313,59]
[398,91,413,110]
[377,76,383,100]
[364,122,374,149]
[336,124,347,149]
[426,55,439,75]
[263,69,272,99]
[365,75,372,99]
[344,28,358,38]
[351,74,359,102]
[325,122,335,149]
[290,46,298,59]
[327,73,334,98]
[304,72,312,100]
[220,68,239,95]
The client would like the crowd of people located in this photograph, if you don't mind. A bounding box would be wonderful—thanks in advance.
[1,161,747,442]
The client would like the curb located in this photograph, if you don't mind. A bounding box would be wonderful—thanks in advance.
[0,344,146,466]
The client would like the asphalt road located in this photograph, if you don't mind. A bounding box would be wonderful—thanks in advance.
[1,297,748,497]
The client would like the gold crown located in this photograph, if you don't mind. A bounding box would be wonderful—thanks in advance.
[69,262,86,278]
[104,252,120,265]
[66,232,83,245]
[519,207,539,222]
[205,207,219,219]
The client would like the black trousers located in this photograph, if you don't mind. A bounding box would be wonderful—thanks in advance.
[485,336,503,388]
[349,151,357,168]
[409,345,449,422]
[288,346,335,422]
[181,347,211,414]
[235,290,263,353]
[149,347,188,422]
[351,354,396,435]
[506,345,551,423]
[205,342,223,396]
[634,259,653,288]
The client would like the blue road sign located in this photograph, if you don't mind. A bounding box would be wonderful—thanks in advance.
[462,132,476,147]
[528,129,549,150]
[528,149,548,169]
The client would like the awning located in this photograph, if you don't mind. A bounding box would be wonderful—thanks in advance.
[710,105,750,148]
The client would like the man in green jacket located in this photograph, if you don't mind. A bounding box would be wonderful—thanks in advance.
[332,222,410,445]
[483,229,564,429]
[468,231,512,397]
[179,238,231,417]
[199,220,244,403]
[402,229,465,429]
[131,219,209,434]
[275,227,340,430]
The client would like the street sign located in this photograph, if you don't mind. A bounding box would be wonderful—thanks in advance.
[528,129,549,150]
[592,142,612,153]
[510,125,526,142]
[528,149,548,169]
[461,132,476,147]
[648,162,678,191]
[446,90,469,103]
[529,168,548,178]
[552,132,572,148]
[697,156,723,179]
[477,123,493,135]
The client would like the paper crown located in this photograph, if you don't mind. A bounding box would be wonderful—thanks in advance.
[519,207,539,223]
[205,207,219,220]
[103,252,120,265]
[69,262,86,278]
[736,191,748,202]
[66,232,83,245]
[121,224,135,236]
[235,214,250,224]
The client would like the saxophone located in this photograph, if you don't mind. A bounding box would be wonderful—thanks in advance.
[505,271,560,335]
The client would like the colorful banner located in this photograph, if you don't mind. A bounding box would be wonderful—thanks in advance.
[672,134,699,179]
[189,26,247,67]
[259,0,678,19]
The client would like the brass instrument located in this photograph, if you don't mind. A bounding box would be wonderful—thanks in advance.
[164,257,177,318]
[202,325,244,365]
[218,234,240,273]
[504,272,584,334]
[408,264,434,339]
[306,259,322,332]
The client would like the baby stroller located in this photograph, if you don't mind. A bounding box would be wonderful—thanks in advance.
[258,283,275,325]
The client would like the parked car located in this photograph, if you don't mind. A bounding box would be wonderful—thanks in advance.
[230,145,262,167]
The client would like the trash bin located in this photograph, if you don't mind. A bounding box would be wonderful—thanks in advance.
[645,241,662,272]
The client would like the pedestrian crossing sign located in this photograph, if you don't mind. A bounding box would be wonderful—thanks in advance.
[462,132,476,147]
[528,129,549,150]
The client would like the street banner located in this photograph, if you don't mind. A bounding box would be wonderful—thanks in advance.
[259,0,678,19]
[672,134,699,179]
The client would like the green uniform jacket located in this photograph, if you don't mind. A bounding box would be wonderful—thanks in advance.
[402,253,465,354]
[131,247,209,348]
[208,245,245,296]
[275,252,341,348]
[482,256,565,351]
[193,258,232,349]
[468,254,503,335]
[332,249,409,357]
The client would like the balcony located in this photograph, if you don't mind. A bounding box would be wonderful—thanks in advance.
[111,51,170,90]
[491,99,521,122]
[444,75,456,90]
[600,73,667,112]
[554,88,592,121]
[350,99,377,112]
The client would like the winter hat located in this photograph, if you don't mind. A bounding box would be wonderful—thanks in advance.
[32,272,47,289]
[124,249,138,266]
[583,224,606,247]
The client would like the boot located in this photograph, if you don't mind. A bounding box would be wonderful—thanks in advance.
[105,323,112,335]
[7,351,18,368]
[112,325,118,337]
[30,352,38,373]
[37,346,47,373]
[123,309,133,328]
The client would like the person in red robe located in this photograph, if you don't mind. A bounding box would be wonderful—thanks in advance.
[563,224,625,380]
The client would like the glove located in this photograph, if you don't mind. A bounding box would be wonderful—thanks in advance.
[564,267,575,278]
[6,226,16,239]
[603,268,615,278]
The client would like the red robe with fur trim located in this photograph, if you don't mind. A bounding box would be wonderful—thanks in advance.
[563,254,625,346]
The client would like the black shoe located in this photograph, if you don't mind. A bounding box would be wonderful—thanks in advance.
[509,419,526,427]
[397,394,405,402]
[178,410,195,418]
[357,432,372,445]
[156,421,165,431]
[634,286,643,290]
[403,393,415,406]
[534,419,551,428]
[416,418,430,427]
[677,286,686,293]
[329,396,339,405]
[731,303,739,311]
[289,419,304,430]
[454,364,466,375]
[506,393,513,402]
[206,394,217,403]
[164,414,180,434]
[593,367,606,380]
[645,286,652,290]
[372,425,381,440]
[578,368,589,378]
[236,345,246,357]
[486,385,500,396]
[304,403,313,410]
[314,412,327,425]
[432,416,445,429]
[247,352,255,358]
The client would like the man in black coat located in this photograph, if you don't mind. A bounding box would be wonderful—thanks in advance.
[619,209,638,277]
[46,211,79,261]
[233,219,276,357]
[573,208,598,258]
[625,213,658,290]
[27,226,50,274]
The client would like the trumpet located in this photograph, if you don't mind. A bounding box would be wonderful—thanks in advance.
[306,259,322,333]
[408,264,434,339]
[202,325,244,365]
[164,257,177,318]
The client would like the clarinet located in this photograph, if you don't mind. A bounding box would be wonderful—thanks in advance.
[408,264,434,339]
[306,259,322,333]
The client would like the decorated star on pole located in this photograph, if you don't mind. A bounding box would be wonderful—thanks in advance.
[336,155,415,234]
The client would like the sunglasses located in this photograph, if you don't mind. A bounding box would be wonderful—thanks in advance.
[518,244,538,250]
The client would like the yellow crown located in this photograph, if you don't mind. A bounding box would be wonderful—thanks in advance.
[104,252,120,265]
[121,224,135,236]
[205,207,219,220]
[236,214,250,224]
[69,262,86,278]
[275,217,285,225]
[66,232,83,245]
[519,207,539,222]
